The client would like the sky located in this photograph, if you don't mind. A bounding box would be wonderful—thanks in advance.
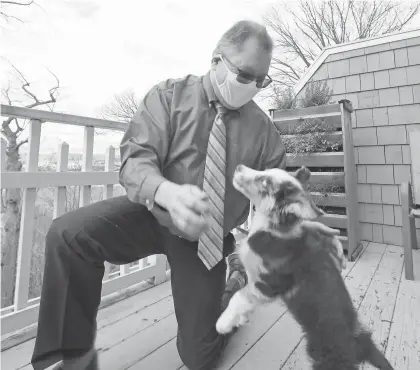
[0,0,281,155]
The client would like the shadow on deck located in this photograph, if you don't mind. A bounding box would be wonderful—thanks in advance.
[2,242,420,370]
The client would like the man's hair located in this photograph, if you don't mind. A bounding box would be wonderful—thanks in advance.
[214,20,273,56]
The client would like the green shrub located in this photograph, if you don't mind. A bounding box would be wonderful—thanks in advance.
[300,80,333,108]
[272,85,297,110]
[272,80,344,202]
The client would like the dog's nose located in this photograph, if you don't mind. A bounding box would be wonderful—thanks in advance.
[235,165,244,173]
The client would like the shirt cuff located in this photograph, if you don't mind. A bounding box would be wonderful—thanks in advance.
[141,174,167,210]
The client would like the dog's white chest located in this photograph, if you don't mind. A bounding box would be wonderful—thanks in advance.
[238,239,267,282]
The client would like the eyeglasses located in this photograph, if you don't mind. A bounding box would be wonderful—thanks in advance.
[217,53,272,89]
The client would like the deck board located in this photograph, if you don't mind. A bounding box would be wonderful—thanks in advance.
[358,245,404,370]
[385,278,420,370]
[2,242,420,370]
[1,281,173,370]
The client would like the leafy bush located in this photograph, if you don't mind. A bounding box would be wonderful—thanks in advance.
[272,85,297,110]
[300,80,333,108]
[274,80,340,155]
[271,80,345,201]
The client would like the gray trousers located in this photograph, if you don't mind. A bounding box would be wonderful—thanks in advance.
[31,196,235,370]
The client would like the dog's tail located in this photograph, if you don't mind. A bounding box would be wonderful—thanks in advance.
[355,330,394,370]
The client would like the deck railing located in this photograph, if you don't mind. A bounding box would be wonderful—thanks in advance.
[0,100,359,344]
[0,105,170,341]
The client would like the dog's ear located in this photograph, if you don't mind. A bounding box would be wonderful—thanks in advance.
[294,166,311,185]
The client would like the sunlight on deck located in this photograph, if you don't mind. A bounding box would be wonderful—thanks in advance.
[2,241,420,370]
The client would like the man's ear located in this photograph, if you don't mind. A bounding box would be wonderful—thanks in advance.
[295,166,311,185]
[211,53,220,69]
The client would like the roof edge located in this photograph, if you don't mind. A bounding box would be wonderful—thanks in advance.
[293,28,420,96]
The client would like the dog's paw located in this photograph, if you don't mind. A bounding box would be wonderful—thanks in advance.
[238,313,249,326]
[216,311,248,334]
[216,312,236,334]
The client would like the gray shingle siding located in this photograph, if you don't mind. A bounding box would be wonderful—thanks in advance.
[297,34,420,245]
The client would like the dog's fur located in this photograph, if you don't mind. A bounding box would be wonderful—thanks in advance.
[216,165,394,370]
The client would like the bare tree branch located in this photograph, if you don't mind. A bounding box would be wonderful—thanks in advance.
[264,0,420,95]
[2,1,35,5]
[1,0,39,25]
[15,138,28,150]
[101,89,140,123]
[1,62,60,149]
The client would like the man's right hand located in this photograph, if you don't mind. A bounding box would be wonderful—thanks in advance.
[154,181,211,240]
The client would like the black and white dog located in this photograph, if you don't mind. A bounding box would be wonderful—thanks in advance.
[216,165,394,370]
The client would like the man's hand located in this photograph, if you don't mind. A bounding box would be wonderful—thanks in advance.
[155,181,211,240]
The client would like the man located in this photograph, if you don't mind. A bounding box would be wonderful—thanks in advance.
[31,20,285,370]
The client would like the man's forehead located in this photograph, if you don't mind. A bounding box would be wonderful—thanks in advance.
[226,37,271,75]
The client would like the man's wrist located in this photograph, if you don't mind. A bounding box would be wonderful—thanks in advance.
[154,180,178,209]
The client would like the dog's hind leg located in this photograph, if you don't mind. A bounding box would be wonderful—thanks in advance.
[307,341,357,370]
[355,330,394,370]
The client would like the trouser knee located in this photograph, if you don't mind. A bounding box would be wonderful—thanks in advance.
[177,333,226,370]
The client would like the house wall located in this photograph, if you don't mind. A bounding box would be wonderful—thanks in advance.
[297,35,420,246]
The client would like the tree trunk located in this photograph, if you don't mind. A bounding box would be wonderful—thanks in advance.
[1,138,23,308]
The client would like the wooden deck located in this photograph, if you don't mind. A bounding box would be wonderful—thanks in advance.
[2,242,420,370]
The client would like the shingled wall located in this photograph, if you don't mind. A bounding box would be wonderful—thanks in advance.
[296,34,420,246]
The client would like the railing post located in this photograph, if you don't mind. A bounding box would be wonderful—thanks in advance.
[54,142,69,219]
[152,254,167,285]
[80,126,94,208]
[14,119,42,310]
[104,146,115,200]
[1,137,6,172]
[103,146,115,281]
[339,100,361,261]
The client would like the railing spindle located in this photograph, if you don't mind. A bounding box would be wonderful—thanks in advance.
[103,146,115,281]
[53,142,69,218]
[14,119,42,310]
[80,126,94,207]
[1,137,6,172]
[103,146,115,200]
[151,255,167,285]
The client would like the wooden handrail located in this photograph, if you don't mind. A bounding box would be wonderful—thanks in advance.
[271,103,342,121]
[1,104,128,131]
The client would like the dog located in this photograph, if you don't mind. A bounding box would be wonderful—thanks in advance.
[216,165,394,370]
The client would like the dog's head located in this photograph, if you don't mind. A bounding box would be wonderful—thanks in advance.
[233,164,325,232]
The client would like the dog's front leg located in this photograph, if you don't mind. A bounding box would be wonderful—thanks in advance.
[216,284,266,334]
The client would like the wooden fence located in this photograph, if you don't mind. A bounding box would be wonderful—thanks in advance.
[0,105,169,343]
[270,100,362,260]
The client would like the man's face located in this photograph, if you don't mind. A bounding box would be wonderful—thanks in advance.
[212,36,272,95]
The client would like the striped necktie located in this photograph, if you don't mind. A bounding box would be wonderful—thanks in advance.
[198,102,228,270]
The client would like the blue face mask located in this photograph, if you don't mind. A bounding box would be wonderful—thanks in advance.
[213,58,261,109]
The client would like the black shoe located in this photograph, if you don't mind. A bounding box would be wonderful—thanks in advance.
[221,252,247,311]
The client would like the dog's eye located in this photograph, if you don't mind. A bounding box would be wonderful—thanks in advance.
[262,178,268,187]
[259,176,272,190]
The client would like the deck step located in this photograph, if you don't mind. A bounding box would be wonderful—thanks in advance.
[320,213,347,229]
[311,192,346,207]
[287,152,344,167]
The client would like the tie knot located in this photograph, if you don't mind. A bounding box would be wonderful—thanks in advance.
[214,101,229,115]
